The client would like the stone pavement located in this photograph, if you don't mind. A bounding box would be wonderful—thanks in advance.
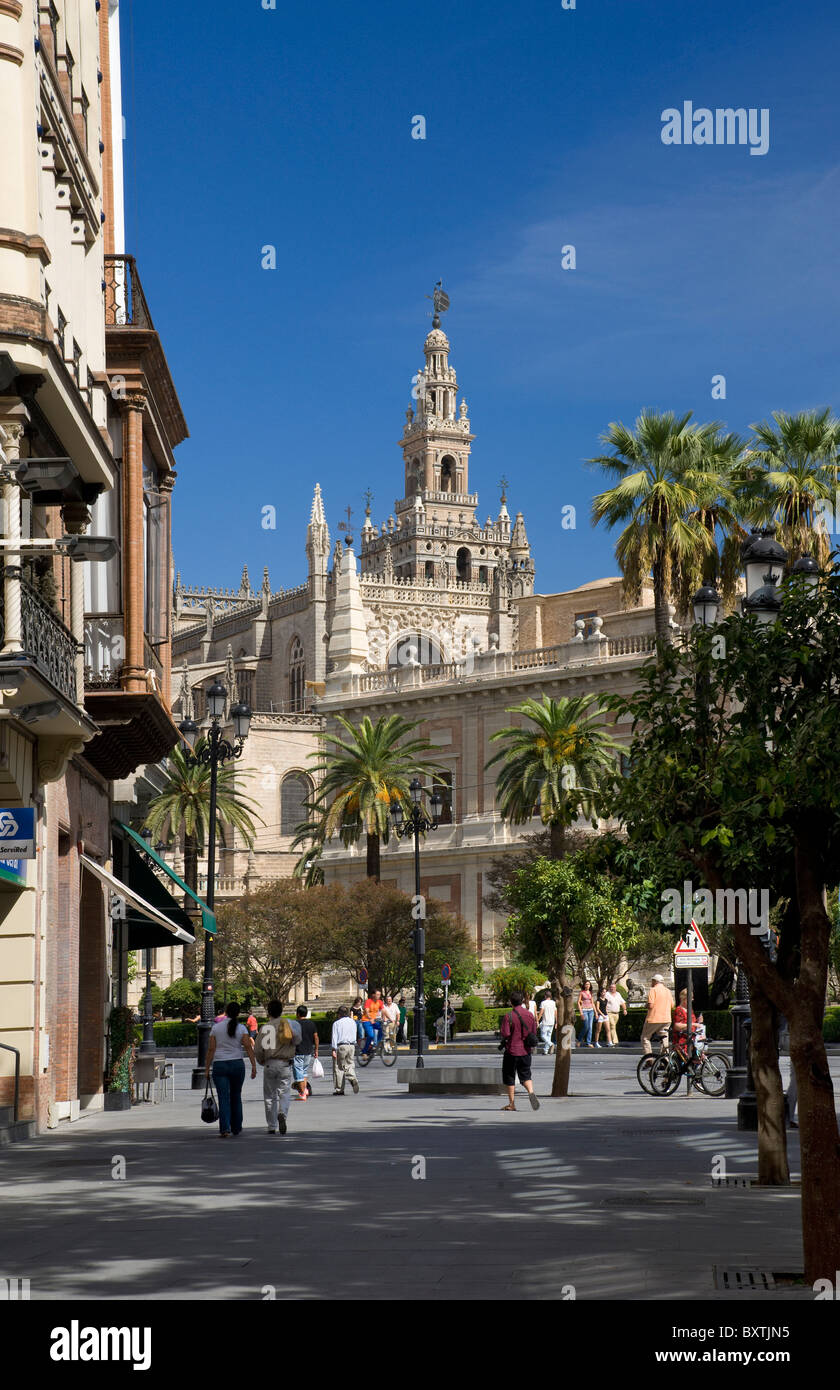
[0,1051,831,1302]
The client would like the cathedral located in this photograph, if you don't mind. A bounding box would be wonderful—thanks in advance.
[169,302,657,987]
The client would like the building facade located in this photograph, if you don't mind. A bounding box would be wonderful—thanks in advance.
[0,0,191,1134]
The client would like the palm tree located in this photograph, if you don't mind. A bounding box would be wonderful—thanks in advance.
[673,424,748,617]
[143,741,263,977]
[588,410,718,641]
[739,408,840,567]
[486,694,622,859]
[299,714,444,881]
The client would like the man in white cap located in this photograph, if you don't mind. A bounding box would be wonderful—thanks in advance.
[641,974,674,1055]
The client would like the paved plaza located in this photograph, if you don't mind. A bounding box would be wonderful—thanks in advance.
[0,1050,832,1302]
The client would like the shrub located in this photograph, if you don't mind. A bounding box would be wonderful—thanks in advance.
[486,965,547,1006]
[823,1007,840,1043]
[108,1005,135,1092]
[460,995,485,1013]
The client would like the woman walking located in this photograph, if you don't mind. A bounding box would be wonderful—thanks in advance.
[205,1001,256,1137]
[593,984,609,1048]
[577,980,596,1048]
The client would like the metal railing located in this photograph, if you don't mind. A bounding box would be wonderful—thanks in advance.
[8,578,78,702]
[104,254,154,329]
[84,615,123,689]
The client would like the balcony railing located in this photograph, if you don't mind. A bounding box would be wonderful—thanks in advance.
[104,254,154,329]
[0,579,78,703]
[84,615,123,689]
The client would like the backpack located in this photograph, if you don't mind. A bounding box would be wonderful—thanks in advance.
[255,1017,295,1064]
[499,1006,538,1052]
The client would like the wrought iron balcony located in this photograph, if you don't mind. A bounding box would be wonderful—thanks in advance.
[104,254,154,329]
[0,578,78,703]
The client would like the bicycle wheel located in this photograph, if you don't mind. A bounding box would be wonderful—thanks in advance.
[650,1054,681,1095]
[636,1054,658,1094]
[697,1052,729,1097]
[381,1040,398,1068]
[356,1046,372,1068]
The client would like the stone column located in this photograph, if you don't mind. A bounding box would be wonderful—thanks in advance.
[61,500,91,706]
[0,420,25,657]
[119,393,146,692]
[157,472,176,707]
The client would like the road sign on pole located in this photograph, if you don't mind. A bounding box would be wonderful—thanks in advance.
[674,920,710,970]
[441,963,451,982]
[358,967,368,987]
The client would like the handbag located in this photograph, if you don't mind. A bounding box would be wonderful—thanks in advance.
[311,1058,325,1080]
[200,1077,218,1124]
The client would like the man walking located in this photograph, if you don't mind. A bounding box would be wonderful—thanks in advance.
[537,992,557,1054]
[641,974,674,1055]
[331,1005,360,1095]
[256,1001,300,1135]
[499,990,540,1111]
[604,980,627,1046]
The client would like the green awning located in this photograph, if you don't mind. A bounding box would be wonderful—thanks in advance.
[117,821,217,935]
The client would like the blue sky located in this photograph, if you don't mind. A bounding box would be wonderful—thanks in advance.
[124,0,840,596]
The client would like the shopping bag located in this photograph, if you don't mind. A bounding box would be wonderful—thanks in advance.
[311,1058,324,1080]
[200,1078,218,1124]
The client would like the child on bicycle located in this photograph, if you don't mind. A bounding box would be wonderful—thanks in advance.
[673,989,697,1059]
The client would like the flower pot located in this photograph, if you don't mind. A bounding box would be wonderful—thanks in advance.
[104,1091,131,1111]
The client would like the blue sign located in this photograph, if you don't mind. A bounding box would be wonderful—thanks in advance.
[0,807,35,859]
[0,858,26,885]
[441,963,451,982]
[358,967,368,986]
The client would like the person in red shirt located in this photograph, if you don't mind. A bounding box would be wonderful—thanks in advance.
[499,991,540,1112]
[246,1012,258,1041]
[673,989,696,1058]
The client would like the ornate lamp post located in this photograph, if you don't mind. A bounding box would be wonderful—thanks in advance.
[179,681,252,1088]
[389,777,443,1068]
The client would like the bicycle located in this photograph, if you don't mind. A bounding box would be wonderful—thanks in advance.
[356,1033,398,1068]
[650,1031,730,1097]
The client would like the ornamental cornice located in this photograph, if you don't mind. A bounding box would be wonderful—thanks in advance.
[37,52,100,243]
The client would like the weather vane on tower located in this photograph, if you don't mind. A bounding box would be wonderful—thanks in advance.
[425,280,450,329]
[337,505,354,548]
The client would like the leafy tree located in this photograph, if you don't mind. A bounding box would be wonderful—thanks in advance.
[144,741,263,977]
[603,572,840,1281]
[487,695,621,859]
[504,853,641,1097]
[329,879,480,999]
[296,715,444,881]
[162,977,201,1021]
[740,408,840,567]
[486,964,548,1005]
[214,880,342,1006]
[588,410,720,641]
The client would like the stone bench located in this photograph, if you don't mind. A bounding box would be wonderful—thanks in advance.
[397,1065,504,1095]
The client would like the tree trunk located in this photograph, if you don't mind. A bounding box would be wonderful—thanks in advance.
[748,980,789,1185]
[366,833,380,881]
[549,823,566,860]
[182,833,198,981]
[652,555,670,646]
[792,847,840,1282]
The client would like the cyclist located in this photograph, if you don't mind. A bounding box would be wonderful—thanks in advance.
[361,989,385,1055]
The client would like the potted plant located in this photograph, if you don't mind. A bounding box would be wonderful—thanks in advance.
[105,1004,135,1110]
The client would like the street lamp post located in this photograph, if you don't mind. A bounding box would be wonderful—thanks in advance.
[179,682,252,1088]
[138,828,157,1056]
[389,777,443,1068]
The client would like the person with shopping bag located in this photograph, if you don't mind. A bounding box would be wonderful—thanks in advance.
[205,1001,257,1137]
[256,1001,299,1135]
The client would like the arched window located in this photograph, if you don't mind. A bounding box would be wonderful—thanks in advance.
[289,637,305,711]
[388,632,443,668]
[425,561,435,581]
[281,772,313,835]
[456,547,471,582]
[478,565,488,585]
[440,456,456,492]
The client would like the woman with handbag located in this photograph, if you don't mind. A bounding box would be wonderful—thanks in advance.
[205,1001,257,1137]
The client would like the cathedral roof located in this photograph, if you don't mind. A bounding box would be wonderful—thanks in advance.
[424,327,450,351]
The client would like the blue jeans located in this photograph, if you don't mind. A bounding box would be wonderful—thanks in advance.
[212,1059,245,1134]
[538,1022,554,1054]
[579,1010,595,1045]
[361,1020,382,1053]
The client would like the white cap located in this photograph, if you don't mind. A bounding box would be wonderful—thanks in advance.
[652,974,664,982]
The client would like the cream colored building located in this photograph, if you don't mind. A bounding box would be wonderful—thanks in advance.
[171,309,658,984]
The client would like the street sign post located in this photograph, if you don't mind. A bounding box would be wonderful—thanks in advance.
[674,921,710,1095]
[358,967,368,988]
[441,964,451,1043]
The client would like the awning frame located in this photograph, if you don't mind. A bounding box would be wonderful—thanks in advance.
[117,821,217,935]
[80,854,196,945]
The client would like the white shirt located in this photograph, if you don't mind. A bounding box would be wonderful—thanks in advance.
[605,990,624,1012]
[539,998,557,1026]
[382,1002,399,1024]
[210,1020,249,1061]
[332,1017,358,1047]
